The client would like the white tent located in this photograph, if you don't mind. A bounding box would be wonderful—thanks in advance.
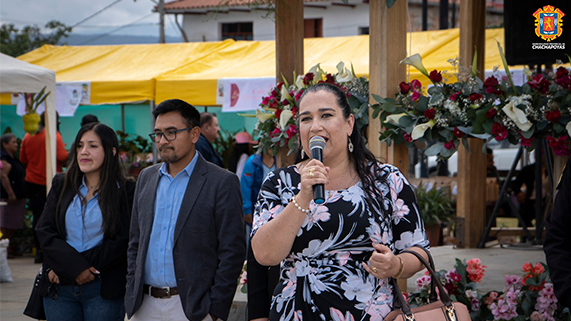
[0,53,57,189]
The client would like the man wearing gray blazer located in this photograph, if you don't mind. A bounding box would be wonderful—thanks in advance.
[125,99,246,321]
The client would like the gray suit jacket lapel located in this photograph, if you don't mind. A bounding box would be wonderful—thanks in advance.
[141,165,161,246]
[173,155,207,244]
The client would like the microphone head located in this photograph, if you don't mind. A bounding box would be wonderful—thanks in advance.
[309,136,326,151]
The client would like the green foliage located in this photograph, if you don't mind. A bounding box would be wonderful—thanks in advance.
[213,128,247,168]
[1,20,72,57]
[415,185,455,226]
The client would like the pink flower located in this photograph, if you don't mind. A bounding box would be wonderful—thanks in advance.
[520,134,533,147]
[547,135,571,157]
[466,258,487,283]
[429,69,442,83]
[403,132,413,142]
[411,79,422,89]
[444,140,455,150]
[528,74,551,94]
[505,275,521,287]
[286,124,297,139]
[411,89,420,102]
[415,275,431,289]
[271,127,281,137]
[484,291,498,306]
[424,108,436,119]
[491,122,508,141]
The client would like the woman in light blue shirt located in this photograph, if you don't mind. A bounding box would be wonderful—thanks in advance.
[36,122,135,321]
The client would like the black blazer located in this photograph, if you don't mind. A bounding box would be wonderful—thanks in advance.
[36,173,136,300]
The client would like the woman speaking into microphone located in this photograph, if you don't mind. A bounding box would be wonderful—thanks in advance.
[251,83,430,320]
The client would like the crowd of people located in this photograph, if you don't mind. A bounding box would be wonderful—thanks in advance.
[1,84,569,320]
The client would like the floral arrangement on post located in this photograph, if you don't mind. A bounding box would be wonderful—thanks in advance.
[372,45,571,159]
[250,62,370,156]
[21,86,50,135]
[407,259,570,321]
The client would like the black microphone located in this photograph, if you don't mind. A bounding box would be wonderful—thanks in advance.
[309,136,326,204]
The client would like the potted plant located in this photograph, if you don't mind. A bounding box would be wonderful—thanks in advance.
[117,131,152,177]
[21,86,50,135]
[415,185,455,246]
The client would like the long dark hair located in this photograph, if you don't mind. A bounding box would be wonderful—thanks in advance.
[58,123,127,239]
[297,83,387,220]
[228,143,252,173]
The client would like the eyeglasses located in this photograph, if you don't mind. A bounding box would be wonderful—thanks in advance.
[149,127,193,143]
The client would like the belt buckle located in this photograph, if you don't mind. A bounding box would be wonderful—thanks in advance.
[158,286,171,299]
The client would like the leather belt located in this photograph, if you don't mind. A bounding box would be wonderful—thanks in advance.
[143,284,179,299]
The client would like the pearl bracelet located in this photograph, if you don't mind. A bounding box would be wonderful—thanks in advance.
[392,255,405,279]
[290,196,310,214]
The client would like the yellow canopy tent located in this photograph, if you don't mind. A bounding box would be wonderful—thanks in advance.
[2,28,519,107]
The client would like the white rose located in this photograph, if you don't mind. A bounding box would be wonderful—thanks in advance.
[385,113,407,125]
[411,120,436,140]
[566,121,571,137]
[335,62,353,83]
[279,110,293,130]
[502,101,532,132]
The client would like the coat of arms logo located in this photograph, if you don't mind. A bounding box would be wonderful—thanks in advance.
[533,5,565,42]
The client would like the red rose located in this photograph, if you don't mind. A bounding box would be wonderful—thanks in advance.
[546,110,561,123]
[262,96,270,105]
[275,108,282,119]
[483,76,504,95]
[453,126,463,138]
[403,132,413,142]
[325,73,335,83]
[491,122,508,141]
[424,108,436,119]
[556,75,571,90]
[303,73,314,85]
[450,92,460,101]
[269,101,279,109]
[485,108,497,119]
[411,79,422,90]
[291,106,299,116]
[429,69,442,83]
[271,89,279,98]
[277,82,284,90]
[295,90,304,102]
[556,66,569,79]
[444,140,455,150]
[399,81,411,94]
[469,93,483,103]
[282,100,290,106]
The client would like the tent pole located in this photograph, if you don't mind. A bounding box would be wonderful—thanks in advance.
[121,104,125,133]
[150,101,157,164]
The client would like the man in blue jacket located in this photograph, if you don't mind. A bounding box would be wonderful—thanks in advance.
[195,112,224,167]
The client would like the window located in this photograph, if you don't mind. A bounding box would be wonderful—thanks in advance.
[221,22,253,40]
[304,19,323,38]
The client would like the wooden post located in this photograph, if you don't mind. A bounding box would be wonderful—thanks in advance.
[456,0,486,248]
[275,0,304,86]
[369,0,409,291]
[368,0,409,171]
[275,0,303,167]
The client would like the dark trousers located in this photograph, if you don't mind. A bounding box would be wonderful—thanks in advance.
[26,181,47,253]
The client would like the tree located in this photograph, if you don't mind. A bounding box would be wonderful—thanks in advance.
[0,20,72,57]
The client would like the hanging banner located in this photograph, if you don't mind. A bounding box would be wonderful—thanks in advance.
[221,77,276,112]
[15,82,90,116]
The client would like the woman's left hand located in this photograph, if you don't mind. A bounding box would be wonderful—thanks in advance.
[362,243,400,279]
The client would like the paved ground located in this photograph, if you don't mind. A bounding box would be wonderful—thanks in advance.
[1,244,546,321]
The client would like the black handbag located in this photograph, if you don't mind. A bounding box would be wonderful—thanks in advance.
[23,266,50,320]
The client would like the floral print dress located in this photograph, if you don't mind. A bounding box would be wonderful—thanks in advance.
[252,163,429,321]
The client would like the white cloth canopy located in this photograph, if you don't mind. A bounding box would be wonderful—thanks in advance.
[0,53,57,189]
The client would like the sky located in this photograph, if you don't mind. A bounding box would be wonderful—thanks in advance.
[0,0,181,37]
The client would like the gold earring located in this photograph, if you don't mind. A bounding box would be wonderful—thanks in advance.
[348,138,354,153]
